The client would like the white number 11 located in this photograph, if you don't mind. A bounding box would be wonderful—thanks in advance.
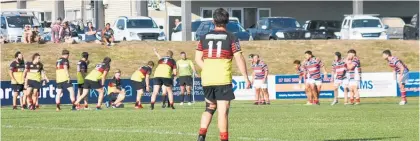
[208,41,222,57]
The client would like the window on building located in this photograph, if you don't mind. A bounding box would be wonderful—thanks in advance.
[231,9,242,24]
[65,9,81,21]
[202,10,212,18]
[258,9,270,20]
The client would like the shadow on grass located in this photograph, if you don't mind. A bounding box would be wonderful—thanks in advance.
[324,136,400,141]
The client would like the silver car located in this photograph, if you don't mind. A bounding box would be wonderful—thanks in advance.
[381,17,405,39]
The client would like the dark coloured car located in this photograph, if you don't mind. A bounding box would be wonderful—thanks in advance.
[195,22,252,41]
[403,14,419,40]
[247,17,310,40]
[303,20,341,39]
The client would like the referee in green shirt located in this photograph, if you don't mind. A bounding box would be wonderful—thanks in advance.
[177,52,198,105]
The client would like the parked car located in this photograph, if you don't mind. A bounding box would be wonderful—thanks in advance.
[171,17,241,41]
[381,17,405,39]
[112,16,165,41]
[1,10,42,42]
[303,20,341,39]
[247,17,310,40]
[195,21,252,41]
[403,14,419,40]
[340,14,388,40]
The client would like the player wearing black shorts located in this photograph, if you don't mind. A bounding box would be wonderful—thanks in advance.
[23,53,49,110]
[176,52,198,106]
[76,52,89,109]
[107,69,125,108]
[195,8,250,141]
[55,50,76,111]
[131,61,154,109]
[9,51,26,110]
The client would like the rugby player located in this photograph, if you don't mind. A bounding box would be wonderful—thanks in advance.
[9,51,26,110]
[131,61,154,109]
[251,54,270,105]
[382,50,409,105]
[55,49,77,111]
[153,48,173,108]
[76,52,89,109]
[23,53,49,110]
[294,60,311,105]
[177,52,197,106]
[150,48,177,110]
[303,51,327,105]
[196,8,250,141]
[331,52,349,105]
[75,57,111,110]
[107,69,125,108]
[346,49,361,105]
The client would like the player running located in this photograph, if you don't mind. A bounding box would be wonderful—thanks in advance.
[251,54,270,105]
[23,53,49,110]
[150,48,177,110]
[294,60,311,105]
[331,52,349,105]
[107,69,126,108]
[9,51,26,110]
[177,52,198,106]
[76,52,89,109]
[303,51,327,105]
[55,49,77,111]
[196,8,250,141]
[382,50,409,105]
[75,57,112,110]
[346,49,361,105]
[131,61,154,109]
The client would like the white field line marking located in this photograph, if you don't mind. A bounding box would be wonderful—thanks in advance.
[2,125,289,141]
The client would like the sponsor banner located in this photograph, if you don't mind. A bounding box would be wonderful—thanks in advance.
[338,72,397,97]
[1,78,205,106]
[275,74,334,99]
[232,75,276,100]
[397,72,420,97]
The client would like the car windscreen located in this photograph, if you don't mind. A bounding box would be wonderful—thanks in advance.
[192,21,202,32]
[269,18,299,28]
[6,16,34,28]
[126,19,157,28]
[226,23,245,33]
[351,19,382,28]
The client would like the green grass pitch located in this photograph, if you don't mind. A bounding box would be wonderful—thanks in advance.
[1,97,418,141]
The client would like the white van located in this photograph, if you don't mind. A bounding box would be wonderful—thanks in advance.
[340,14,389,40]
[1,10,41,42]
[112,16,165,41]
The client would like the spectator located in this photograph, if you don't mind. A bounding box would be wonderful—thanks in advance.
[101,23,114,46]
[173,19,181,32]
[59,21,75,44]
[84,22,98,43]
[51,18,62,43]
[31,26,42,44]
[22,25,32,44]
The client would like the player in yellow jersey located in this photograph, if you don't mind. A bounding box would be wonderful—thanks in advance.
[55,49,76,111]
[131,61,154,109]
[150,49,177,110]
[153,48,172,108]
[177,52,198,106]
[196,8,250,141]
[76,52,89,109]
[9,51,26,110]
[75,57,111,110]
[23,53,49,110]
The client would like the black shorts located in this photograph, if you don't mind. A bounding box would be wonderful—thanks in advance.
[153,77,173,87]
[11,84,24,92]
[27,80,42,89]
[203,84,235,101]
[179,76,193,86]
[77,84,84,89]
[109,93,118,102]
[83,80,102,89]
[57,81,72,90]
[131,80,146,91]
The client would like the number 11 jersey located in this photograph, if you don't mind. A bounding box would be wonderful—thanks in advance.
[197,30,242,86]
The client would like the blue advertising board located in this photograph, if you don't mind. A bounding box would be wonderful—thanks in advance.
[397,72,420,97]
[275,74,334,99]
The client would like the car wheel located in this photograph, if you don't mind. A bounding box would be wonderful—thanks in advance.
[403,34,408,40]
[269,37,275,40]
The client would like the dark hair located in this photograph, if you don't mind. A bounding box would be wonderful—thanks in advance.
[147,61,155,67]
[82,52,89,59]
[304,50,313,56]
[106,23,111,26]
[57,17,62,21]
[103,57,111,64]
[334,52,341,58]
[213,8,229,27]
[62,49,70,55]
[167,50,174,57]
[383,50,392,56]
[180,52,186,55]
[293,60,301,65]
[15,51,21,58]
[115,69,121,73]
[347,49,356,55]
[32,53,40,61]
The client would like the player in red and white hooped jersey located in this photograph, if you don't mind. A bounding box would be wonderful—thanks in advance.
[331,52,349,105]
[251,55,270,105]
[346,49,362,105]
[303,51,327,105]
[382,50,409,105]
[294,60,312,105]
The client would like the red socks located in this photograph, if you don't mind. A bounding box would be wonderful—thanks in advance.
[401,91,407,101]
[350,99,354,104]
[199,128,207,135]
[356,99,360,103]
[220,132,228,141]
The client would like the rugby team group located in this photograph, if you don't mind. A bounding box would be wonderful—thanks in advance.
[7,8,410,141]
